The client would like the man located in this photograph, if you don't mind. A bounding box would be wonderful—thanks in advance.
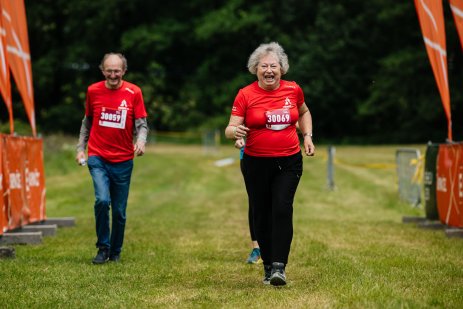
[76,53,148,264]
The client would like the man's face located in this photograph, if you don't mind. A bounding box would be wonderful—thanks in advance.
[102,55,126,89]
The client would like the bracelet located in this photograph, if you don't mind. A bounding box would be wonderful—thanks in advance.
[303,132,313,138]
[232,126,237,139]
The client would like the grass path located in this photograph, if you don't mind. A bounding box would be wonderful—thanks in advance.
[0,142,462,308]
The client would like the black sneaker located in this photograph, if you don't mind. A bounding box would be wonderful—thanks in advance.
[92,248,109,264]
[263,264,272,285]
[270,262,286,286]
[109,254,120,262]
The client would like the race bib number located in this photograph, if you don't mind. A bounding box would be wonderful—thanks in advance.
[265,109,291,130]
[99,107,127,129]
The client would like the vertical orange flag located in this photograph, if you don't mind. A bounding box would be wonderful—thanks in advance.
[0,3,13,134]
[0,0,35,136]
[415,0,452,141]
[450,0,463,49]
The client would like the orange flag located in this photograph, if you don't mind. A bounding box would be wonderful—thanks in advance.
[450,0,463,49]
[415,0,452,141]
[0,7,13,134]
[0,135,6,234]
[1,0,35,136]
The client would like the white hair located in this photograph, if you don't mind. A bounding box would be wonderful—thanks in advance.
[247,42,289,75]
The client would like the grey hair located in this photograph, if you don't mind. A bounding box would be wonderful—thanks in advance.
[99,52,128,71]
[247,42,289,75]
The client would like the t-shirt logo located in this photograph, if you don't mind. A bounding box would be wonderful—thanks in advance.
[284,97,292,109]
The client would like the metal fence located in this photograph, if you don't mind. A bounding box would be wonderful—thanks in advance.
[396,148,422,207]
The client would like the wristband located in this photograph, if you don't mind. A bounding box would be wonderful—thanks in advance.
[303,132,313,138]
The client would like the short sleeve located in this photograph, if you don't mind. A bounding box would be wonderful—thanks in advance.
[134,87,148,119]
[85,87,92,117]
[231,89,246,117]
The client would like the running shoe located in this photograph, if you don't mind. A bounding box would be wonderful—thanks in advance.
[270,262,286,286]
[92,248,109,265]
[263,264,272,285]
[246,248,261,264]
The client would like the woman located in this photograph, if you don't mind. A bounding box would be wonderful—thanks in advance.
[225,42,315,286]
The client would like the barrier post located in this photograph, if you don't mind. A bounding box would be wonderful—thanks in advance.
[327,146,335,190]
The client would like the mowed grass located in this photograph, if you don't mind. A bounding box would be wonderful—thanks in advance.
[1,138,462,308]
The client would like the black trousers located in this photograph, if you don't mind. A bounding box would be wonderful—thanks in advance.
[241,152,303,265]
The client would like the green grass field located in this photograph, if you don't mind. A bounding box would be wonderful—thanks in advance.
[1,138,462,308]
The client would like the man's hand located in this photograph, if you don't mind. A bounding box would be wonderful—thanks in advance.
[75,151,87,165]
[134,141,145,156]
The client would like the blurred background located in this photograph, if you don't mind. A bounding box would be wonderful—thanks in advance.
[2,0,463,144]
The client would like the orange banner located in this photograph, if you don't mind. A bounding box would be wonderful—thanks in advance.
[2,135,29,230]
[414,0,452,141]
[24,137,46,223]
[0,0,35,136]
[436,143,463,227]
[0,137,5,234]
[450,0,463,50]
[0,10,13,134]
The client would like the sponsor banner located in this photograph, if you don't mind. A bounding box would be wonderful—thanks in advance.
[24,137,46,223]
[2,135,28,229]
[436,144,463,227]
[0,136,5,234]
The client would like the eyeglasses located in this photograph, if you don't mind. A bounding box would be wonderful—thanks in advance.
[103,69,123,75]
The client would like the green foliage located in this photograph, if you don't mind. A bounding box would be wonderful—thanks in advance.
[12,1,463,142]
[0,119,33,136]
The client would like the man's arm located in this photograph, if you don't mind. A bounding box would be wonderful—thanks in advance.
[134,117,148,156]
[75,116,92,164]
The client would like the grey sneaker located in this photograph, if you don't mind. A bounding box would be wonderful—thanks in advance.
[92,248,109,264]
[270,262,286,286]
[263,264,272,285]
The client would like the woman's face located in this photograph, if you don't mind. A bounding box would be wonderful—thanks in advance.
[257,53,281,91]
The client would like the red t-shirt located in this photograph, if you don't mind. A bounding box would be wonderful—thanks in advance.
[86,81,147,163]
[231,80,304,157]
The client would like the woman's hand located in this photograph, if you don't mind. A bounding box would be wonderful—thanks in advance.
[234,138,245,149]
[303,136,315,156]
[233,125,250,139]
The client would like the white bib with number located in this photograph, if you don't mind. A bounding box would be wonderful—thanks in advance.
[99,107,127,129]
[265,109,291,131]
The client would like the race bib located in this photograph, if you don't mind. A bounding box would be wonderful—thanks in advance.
[265,109,291,131]
[99,107,127,129]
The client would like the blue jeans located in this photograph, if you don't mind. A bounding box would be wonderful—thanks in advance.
[87,156,133,255]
